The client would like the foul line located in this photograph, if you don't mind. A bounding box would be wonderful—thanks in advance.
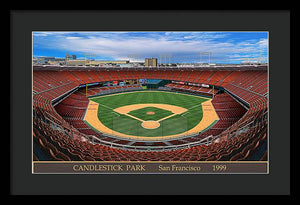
[157,113,178,122]
[188,103,203,110]
[84,99,219,141]
[112,112,120,117]
[98,103,114,110]
[123,113,144,122]
[181,112,190,117]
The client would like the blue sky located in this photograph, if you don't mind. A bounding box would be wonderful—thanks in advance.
[33,31,268,64]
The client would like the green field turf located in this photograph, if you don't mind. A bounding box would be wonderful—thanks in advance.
[89,91,209,137]
[128,106,173,121]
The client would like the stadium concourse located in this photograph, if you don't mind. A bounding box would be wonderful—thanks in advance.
[33,65,268,161]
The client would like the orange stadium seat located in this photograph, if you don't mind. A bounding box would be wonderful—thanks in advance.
[32,67,268,162]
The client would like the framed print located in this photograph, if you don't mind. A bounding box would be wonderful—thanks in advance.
[11,10,291,195]
[32,31,269,174]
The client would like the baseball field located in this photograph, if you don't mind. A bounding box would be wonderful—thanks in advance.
[84,91,219,141]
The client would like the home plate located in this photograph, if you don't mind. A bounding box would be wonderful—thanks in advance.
[141,121,160,129]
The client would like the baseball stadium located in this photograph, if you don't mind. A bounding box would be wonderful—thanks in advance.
[32,65,268,162]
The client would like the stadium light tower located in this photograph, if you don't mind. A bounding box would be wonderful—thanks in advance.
[159,53,172,66]
[200,52,212,65]
[84,53,96,66]
[127,54,140,63]
[159,54,165,66]
[259,51,264,64]
[167,53,172,65]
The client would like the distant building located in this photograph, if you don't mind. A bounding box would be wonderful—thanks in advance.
[36,57,55,64]
[66,60,86,66]
[145,58,157,67]
[65,54,77,61]
[65,60,130,66]
[48,58,66,65]
[119,63,134,68]
[87,60,129,66]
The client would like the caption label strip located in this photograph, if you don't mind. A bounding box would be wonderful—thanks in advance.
[33,162,268,174]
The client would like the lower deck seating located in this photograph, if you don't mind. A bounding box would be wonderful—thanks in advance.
[32,69,268,161]
[33,116,267,161]
[165,83,215,96]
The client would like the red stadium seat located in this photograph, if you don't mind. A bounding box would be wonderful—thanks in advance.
[33,68,268,162]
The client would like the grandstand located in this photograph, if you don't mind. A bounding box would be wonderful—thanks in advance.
[32,65,268,162]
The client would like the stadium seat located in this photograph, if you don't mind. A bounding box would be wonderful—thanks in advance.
[33,68,268,162]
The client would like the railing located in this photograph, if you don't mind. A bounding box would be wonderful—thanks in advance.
[33,106,267,152]
[33,81,75,97]
[98,131,202,143]
[33,109,216,151]
[33,83,268,152]
[87,86,143,98]
[85,134,215,152]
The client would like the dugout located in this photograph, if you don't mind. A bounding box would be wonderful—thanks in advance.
[144,79,171,89]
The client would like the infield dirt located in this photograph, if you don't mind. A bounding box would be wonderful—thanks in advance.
[84,100,219,141]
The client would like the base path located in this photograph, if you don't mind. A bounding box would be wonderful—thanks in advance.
[114,104,187,115]
[114,103,187,129]
[84,100,219,141]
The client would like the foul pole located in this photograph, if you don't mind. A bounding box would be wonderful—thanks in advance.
[86,84,88,97]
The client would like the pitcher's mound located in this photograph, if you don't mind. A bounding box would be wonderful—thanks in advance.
[146,111,155,115]
[141,121,160,129]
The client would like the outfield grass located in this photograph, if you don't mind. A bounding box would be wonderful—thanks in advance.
[89,91,209,137]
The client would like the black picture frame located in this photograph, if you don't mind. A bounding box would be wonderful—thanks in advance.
[10,10,291,195]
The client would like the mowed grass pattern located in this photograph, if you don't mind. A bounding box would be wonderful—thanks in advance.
[128,107,173,121]
[90,91,209,137]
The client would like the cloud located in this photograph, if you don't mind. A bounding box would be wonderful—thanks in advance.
[66,36,82,40]
[258,38,268,46]
[33,32,268,63]
[33,33,48,37]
